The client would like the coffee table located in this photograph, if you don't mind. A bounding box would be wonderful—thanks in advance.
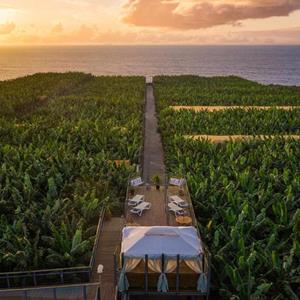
[176,216,192,226]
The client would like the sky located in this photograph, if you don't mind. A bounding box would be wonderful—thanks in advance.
[0,0,300,45]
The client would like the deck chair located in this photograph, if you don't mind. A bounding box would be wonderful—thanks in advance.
[128,194,144,206]
[168,202,184,216]
[169,195,189,208]
[131,177,144,187]
[169,177,185,187]
[130,202,151,216]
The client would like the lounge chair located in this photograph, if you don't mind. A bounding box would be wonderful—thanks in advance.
[131,177,144,187]
[169,195,189,208]
[168,202,184,216]
[128,194,144,206]
[130,202,151,216]
[169,177,185,187]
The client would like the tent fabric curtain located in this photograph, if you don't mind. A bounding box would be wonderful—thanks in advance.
[184,256,203,273]
[118,258,141,292]
[185,256,207,293]
[157,273,168,292]
[198,273,208,293]
[118,255,208,293]
[148,258,162,273]
[157,256,181,292]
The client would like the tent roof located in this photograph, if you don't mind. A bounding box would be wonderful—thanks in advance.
[121,226,203,258]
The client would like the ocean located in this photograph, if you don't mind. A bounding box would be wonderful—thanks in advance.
[0,45,299,85]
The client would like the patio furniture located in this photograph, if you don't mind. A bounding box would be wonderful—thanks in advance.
[169,195,189,208]
[130,202,151,216]
[128,194,144,206]
[169,177,185,187]
[168,202,184,216]
[131,177,144,187]
[176,216,193,226]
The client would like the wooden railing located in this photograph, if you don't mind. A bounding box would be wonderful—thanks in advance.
[89,208,106,270]
[0,266,91,289]
[0,282,101,300]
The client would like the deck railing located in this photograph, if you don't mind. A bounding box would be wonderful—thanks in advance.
[0,282,101,300]
[89,208,106,270]
[0,209,105,290]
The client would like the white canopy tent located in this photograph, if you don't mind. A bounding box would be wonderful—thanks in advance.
[118,226,207,293]
[121,226,203,257]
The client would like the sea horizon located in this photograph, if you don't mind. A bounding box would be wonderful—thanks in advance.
[0,45,300,86]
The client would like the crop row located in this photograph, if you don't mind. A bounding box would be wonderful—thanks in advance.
[154,75,300,107]
[0,74,145,272]
[160,108,300,135]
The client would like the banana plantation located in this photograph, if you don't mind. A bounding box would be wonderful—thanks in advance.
[154,75,300,107]
[155,75,300,299]
[0,74,145,272]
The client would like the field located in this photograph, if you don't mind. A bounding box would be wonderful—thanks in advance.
[0,73,145,272]
[155,76,300,299]
[155,75,300,107]
[160,108,300,135]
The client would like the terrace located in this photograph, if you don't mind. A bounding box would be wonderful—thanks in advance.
[124,180,197,227]
[113,178,211,299]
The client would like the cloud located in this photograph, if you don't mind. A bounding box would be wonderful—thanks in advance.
[0,22,15,34]
[123,0,300,29]
[51,22,64,33]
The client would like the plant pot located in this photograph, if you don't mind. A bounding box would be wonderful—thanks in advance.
[156,185,160,190]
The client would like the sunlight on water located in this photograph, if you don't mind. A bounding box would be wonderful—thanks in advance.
[0,45,299,85]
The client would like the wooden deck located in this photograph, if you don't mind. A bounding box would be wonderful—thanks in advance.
[125,184,196,227]
[125,186,168,226]
[143,84,166,183]
[167,185,197,227]
[91,217,124,300]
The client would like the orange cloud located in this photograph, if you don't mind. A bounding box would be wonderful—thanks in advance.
[0,22,15,34]
[123,0,300,29]
[51,22,64,34]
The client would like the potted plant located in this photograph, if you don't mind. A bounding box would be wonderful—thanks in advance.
[152,175,161,190]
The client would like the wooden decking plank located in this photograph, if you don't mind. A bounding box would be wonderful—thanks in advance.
[125,186,168,226]
[91,217,124,300]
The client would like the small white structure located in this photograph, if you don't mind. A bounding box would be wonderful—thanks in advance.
[169,195,189,208]
[130,202,151,216]
[130,177,144,187]
[168,202,184,216]
[169,177,185,187]
[118,226,208,293]
[121,226,202,257]
[128,194,145,206]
